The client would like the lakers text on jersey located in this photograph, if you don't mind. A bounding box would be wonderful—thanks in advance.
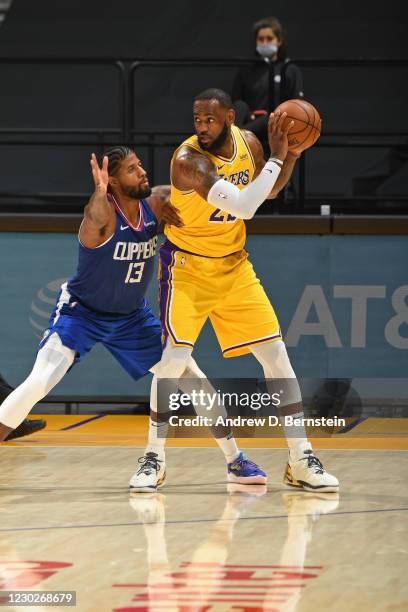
[166,125,255,258]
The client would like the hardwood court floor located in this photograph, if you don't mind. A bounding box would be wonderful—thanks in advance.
[3,414,408,450]
[1,417,408,611]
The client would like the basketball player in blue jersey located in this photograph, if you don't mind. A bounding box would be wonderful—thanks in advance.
[0,147,170,446]
[0,146,267,491]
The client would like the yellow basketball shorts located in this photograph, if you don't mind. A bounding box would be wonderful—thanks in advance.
[158,240,281,358]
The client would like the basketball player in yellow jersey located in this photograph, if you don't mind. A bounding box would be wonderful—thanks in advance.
[131,89,338,494]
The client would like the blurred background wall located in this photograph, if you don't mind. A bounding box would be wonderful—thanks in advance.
[0,1,407,396]
[0,0,407,202]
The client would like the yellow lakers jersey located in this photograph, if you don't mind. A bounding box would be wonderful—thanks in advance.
[165,125,256,257]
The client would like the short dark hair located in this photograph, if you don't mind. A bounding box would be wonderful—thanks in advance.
[102,146,134,177]
[101,146,134,193]
[253,16,287,60]
[194,88,233,109]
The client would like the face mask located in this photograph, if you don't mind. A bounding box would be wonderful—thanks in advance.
[256,43,278,58]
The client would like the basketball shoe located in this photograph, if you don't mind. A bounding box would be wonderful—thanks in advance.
[0,373,47,441]
[283,444,339,493]
[227,452,267,485]
[129,452,166,493]
[5,419,47,441]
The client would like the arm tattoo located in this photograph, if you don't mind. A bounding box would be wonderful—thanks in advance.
[176,149,219,195]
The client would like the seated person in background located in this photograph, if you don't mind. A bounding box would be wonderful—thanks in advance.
[232,16,304,143]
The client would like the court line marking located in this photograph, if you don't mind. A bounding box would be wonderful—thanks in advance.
[60,414,107,430]
[1,506,407,533]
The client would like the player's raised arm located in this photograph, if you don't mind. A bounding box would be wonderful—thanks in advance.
[81,153,116,248]
[85,154,113,226]
[172,112,292,220]
[243,128,298,200]
[172,147,221,201]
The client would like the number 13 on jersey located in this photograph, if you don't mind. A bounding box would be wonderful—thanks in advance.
[125,262,145,283]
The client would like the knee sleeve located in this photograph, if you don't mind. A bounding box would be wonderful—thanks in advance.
[156,343,192,379]
[251,340,301,407]
[251,340,296,379]
[185,357,206,379]
[0,333,75,429]
[32,333,75,395]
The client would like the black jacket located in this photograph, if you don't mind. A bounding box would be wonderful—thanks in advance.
[232,56,304,112]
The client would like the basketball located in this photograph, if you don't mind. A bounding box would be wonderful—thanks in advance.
[274,99,322,152]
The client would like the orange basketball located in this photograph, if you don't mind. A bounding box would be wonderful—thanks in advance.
[274,99,321,152]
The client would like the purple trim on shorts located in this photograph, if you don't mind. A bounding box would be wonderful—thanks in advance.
[158,241,174,348]
[158,241,194,349]
[222,329,282,355]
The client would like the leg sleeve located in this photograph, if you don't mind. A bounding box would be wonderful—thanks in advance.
[0,333,75,429]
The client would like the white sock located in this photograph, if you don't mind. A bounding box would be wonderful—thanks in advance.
[280,411,311,463]
[146,417,167,461]
[145,375,166,461]
[215,433,240,464]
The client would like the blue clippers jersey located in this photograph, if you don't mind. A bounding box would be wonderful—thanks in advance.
[68,197,158,315]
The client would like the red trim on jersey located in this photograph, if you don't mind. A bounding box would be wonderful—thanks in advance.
[108,194,145,232]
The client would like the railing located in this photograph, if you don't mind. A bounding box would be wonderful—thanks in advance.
[0,57,407,212]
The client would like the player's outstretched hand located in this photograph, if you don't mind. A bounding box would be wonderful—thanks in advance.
[150,185,184,227]
[267,111,294,162]
[90,153,109,195]
[160,201,184,227]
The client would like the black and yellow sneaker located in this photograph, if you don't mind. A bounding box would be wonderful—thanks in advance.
[283,445,339,493]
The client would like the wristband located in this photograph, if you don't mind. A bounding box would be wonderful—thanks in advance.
[269,157,284,167]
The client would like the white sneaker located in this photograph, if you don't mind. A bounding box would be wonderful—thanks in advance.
[283,446,339,493]
[129,452,166,493]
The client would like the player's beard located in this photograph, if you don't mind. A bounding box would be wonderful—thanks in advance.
[200,122,229,153]
[123,184,152,199]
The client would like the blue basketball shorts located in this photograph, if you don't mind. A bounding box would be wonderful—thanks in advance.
[38,289,162,382]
